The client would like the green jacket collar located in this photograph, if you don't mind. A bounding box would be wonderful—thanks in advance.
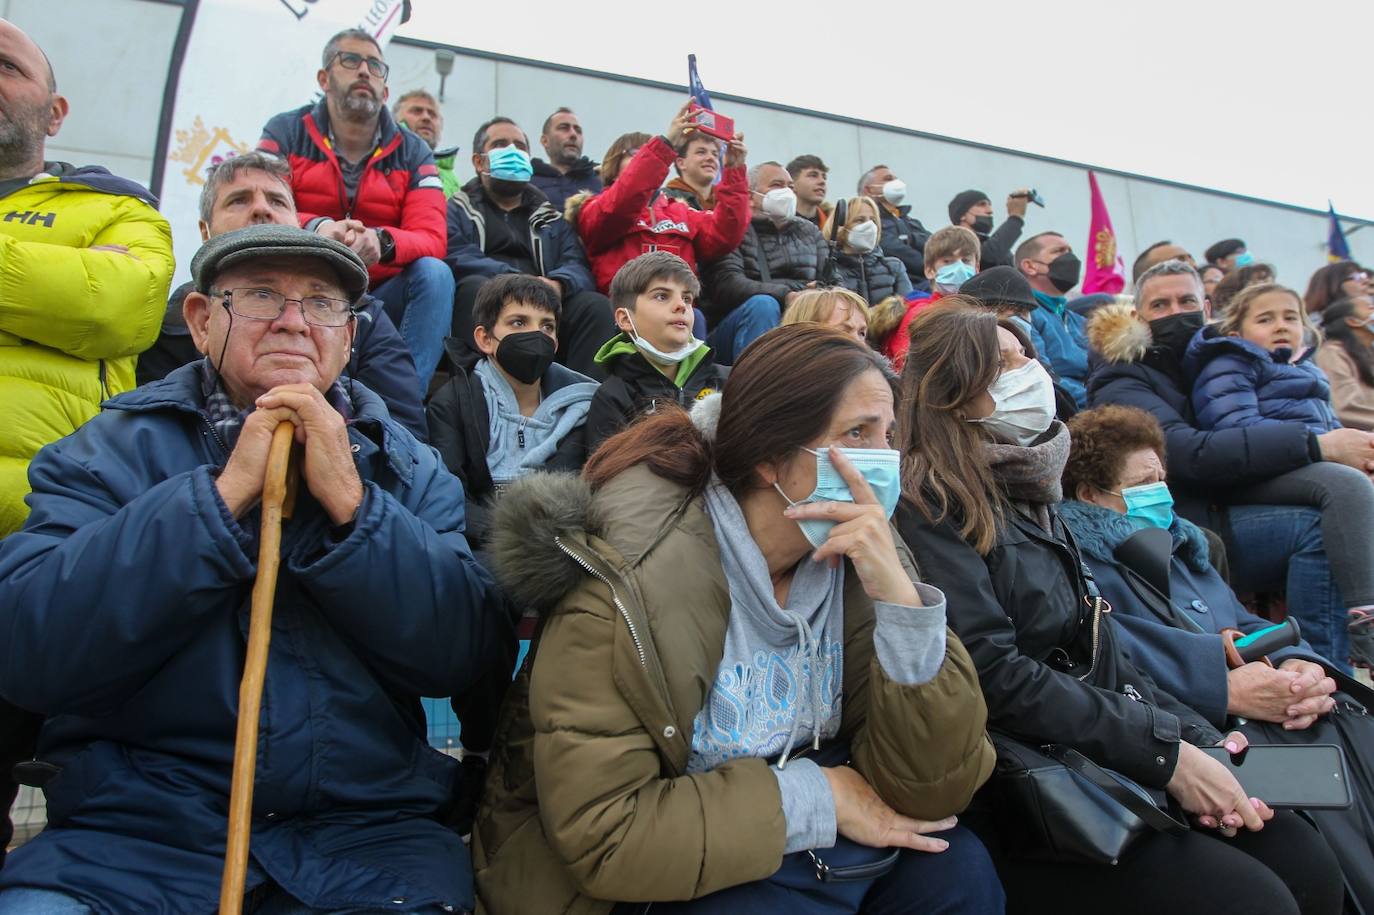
[594,332,713,387]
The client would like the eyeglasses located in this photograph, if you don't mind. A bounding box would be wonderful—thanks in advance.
[218,287,353,327]
[1347,271,1370,283]
[330,50,389,79]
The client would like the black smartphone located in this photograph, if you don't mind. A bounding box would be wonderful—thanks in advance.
[1198,744,1351,809]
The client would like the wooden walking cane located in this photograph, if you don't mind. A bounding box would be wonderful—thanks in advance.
[219,421,299,914]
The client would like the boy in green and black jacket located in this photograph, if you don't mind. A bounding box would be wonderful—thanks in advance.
[585,252,727,452]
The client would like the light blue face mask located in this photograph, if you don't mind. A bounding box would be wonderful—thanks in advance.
[1118,481,1174,530]
[774,446,902,548]
[1234,250,1255,268]
[486,146,533,182]
[934,260,976,291]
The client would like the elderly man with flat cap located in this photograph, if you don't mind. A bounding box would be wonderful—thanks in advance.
[0,225,508,914]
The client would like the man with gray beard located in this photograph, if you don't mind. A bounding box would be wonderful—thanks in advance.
[259,29,453,389]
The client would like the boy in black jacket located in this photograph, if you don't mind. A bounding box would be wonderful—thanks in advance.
[425,275,596,832]
[586,252,728,452]
[427,274,598,549]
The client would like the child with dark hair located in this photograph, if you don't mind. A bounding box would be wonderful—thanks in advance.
[426,272,598,834]
[428,274,599,546]
[585,252,728,452]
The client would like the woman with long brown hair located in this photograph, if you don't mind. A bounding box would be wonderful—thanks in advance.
[892,306,1342,914]
[470,325,999,914]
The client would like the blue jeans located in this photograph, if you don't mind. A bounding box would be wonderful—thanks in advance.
[1224,504,1352,671]
[706,295,781,364]
[628,826,1003,914]
[0,887,453,914]
[371,256,454,391]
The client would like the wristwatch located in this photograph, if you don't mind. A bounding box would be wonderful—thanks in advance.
[375,228,396,264]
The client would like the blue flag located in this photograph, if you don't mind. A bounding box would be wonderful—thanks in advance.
[688,54,713,111]
[1329,201,1352,262]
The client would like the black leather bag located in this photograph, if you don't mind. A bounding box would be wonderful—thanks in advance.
[991,732,1188,866]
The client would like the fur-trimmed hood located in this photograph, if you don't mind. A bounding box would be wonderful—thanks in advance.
[1056,498,1210,573]
[563,189,594,228]
[486,471,606,613]
[1086,302,1152,365]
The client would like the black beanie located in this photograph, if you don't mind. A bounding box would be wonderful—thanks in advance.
[960,266,1038,313]
[948,189,989,225]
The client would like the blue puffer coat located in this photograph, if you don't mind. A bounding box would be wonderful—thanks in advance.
[1185,327,1340,434]
[0,362,506,914]
[1058,500,1321,727]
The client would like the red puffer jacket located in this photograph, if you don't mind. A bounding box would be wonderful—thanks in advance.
[574,135,748,293]
[258,99,446,287]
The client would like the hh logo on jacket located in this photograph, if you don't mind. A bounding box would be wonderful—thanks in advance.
[4,210,55,227]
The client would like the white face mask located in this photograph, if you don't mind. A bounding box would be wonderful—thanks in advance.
[846,220,878,254]
[758,187,797,222]
[973,359,1056,446]
[623,311,704,365]
[881,179,907,206]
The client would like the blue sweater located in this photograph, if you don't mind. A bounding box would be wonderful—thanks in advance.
[1184,328,1339,434]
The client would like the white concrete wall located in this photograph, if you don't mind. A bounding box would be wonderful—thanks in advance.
[15,0,1371,291]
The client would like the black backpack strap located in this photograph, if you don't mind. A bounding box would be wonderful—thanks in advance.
[1045,745,1190,835]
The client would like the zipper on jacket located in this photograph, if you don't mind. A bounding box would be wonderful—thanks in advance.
[554,536,648,669]
[200,415,229,460]
[517,418,527,448]
[1076,593,1109,682]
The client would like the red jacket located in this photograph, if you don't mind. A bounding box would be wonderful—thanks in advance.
[884,291,942,371]
[258,100,446,287]
[575,135,748,293]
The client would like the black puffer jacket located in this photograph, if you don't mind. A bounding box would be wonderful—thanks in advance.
[895,498,1221,789]
[829,250,913,305]
[701,215,828,323]
[878,204,932,284]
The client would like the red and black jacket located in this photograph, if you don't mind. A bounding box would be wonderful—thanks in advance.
[258,99,446,287]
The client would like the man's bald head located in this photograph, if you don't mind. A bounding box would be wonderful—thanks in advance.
[0,19,68,177]
[0,20,55,91]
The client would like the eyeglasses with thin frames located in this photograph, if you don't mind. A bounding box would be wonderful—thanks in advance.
[217,287,354,327]
[330,50,389,80]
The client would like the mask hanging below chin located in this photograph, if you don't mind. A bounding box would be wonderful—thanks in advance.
[623,311,704,365]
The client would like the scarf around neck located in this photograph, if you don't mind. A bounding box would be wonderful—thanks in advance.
[983,421,1071,532]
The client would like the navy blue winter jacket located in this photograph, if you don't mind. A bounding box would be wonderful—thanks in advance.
[1184,327,1340,435]
[445,179,594,298]
[1058,500,1319,727]
[0,362,506,913]
[1085,303,1317,524]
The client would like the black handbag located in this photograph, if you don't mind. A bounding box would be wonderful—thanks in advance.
[990,732,1188,866]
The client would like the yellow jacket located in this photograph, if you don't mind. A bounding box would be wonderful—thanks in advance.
[0,165,174,536]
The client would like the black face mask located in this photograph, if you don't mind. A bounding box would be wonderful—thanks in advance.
[495,330,555,385]
[971,214,994,236]
[1047,252,1081,294]
[1148,311,1205,362]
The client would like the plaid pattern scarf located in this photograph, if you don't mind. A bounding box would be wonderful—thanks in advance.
[198,359,353,451]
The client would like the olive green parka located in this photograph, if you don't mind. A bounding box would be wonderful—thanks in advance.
[472,467,995,914]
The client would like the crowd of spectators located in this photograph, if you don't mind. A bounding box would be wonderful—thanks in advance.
[3,17,1374,915]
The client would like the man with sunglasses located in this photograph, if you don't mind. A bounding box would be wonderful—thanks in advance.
[259,29,452,390]
[0,224,507,913]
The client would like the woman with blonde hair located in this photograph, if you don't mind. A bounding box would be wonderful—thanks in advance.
[820,197,912,305]
[780,287,871,342]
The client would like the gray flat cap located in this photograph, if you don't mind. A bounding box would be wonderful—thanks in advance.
[190,224,371,303]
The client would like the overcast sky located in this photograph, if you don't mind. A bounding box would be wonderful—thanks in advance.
[398,0,1369,219]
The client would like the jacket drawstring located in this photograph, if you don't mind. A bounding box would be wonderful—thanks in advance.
[775,610,824,770]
